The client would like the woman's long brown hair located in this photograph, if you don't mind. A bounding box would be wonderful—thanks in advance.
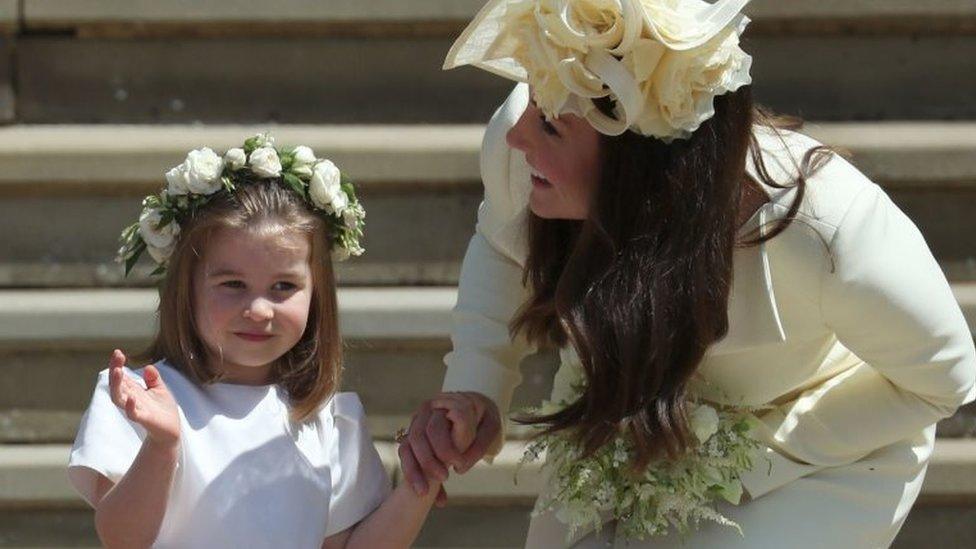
[511,86,838,469]
[140,181,342,423]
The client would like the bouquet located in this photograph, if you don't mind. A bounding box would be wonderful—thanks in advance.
[518,365,766,542]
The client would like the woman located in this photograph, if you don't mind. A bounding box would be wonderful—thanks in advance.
[399,1,976,546]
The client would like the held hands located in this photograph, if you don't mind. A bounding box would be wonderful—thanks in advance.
[398,391,501,506]
[108,349,180,450]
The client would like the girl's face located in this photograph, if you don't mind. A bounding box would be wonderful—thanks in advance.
[192,226,314,385]
[506,97,602,220]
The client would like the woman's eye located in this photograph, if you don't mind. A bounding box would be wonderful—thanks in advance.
[273,281,297,292]
[220,280,245,289]
[540,115,559,136]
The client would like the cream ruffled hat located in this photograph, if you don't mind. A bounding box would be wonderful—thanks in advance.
[444,0,754,141]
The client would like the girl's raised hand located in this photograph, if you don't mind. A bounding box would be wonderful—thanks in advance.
[107,349,180,448]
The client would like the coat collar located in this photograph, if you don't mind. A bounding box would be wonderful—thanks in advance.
[709,197,787,355]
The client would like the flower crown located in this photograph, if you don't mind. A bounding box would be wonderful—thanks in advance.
[117,133,365,276]
[444,0,753,141]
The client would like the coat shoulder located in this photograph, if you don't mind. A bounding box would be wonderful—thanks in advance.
[750,124,883,242]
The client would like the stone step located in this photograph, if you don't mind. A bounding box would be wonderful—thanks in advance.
[0,439,974,547]
[0,286,973,443]
[4,2,975,124]
[17,0,976,36]
[0,123,974,287]
[0,287,558,443]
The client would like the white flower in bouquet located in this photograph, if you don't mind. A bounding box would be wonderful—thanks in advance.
[182,147,225,194]
[224,147,247,170]
[309,160,344,212]
[689,403,720,444]
[249,146,282,178]
[291,145,317,177]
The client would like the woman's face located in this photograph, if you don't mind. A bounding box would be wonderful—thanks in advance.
[506,98,601,220]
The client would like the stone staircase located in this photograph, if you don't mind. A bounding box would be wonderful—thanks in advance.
[1,1,975,547]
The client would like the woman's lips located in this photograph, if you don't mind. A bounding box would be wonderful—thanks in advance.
[234,332,274,342]
[530,167,551,188]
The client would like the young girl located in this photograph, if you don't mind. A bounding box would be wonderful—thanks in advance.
[68,134,473,548]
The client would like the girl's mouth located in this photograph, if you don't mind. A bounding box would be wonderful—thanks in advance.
[234,332,274,342]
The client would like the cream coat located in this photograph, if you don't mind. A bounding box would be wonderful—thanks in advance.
[442,84,976,548]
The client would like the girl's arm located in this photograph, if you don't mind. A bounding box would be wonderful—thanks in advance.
[322,394,478,549]
[93,350,182,548]
[321,482,441,549]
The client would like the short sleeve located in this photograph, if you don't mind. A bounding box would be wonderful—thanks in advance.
[67,368,148,507]
[321,393,391,538]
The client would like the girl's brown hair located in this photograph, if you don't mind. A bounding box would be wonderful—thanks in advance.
[512,86,838,469]
[141,181,342,422]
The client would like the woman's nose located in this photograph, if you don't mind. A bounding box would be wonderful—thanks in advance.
[243,297,274,321]
[505,108,533,152]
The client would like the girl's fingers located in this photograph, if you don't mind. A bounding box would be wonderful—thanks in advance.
[109,349,126,370]
[408,410,449,482]
[143,364,165,390]
[124,394,139,422]
[434,485,448,508]
[398,441,428,496]
[427,410,463,468]
[108,366,125,408]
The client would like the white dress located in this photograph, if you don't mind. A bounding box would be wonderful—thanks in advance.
[441,84,976,548]
[68,361,390,549]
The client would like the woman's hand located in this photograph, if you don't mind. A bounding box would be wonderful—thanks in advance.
[398,392,501,505]
[108,349,180,449]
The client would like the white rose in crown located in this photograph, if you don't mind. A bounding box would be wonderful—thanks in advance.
[224,148,246,170]
[145,241,176,264]
[689,403,720,444]
[138,207,180,263]
[118,133,367,277]
[182,147,225,194]
[291,145,317,177]
[342,206,360,230]
[165,164,191,196]
[249,146,282,178]
[309,160,346,213]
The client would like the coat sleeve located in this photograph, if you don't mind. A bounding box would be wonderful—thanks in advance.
[441,84,536,458]
[754,184,976,472]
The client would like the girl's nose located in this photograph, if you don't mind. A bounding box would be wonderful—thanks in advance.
[243,297,274,321]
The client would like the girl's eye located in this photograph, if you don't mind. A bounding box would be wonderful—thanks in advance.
[273,281,297,292]
[540,115,559,136]
[220,280,245,289]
